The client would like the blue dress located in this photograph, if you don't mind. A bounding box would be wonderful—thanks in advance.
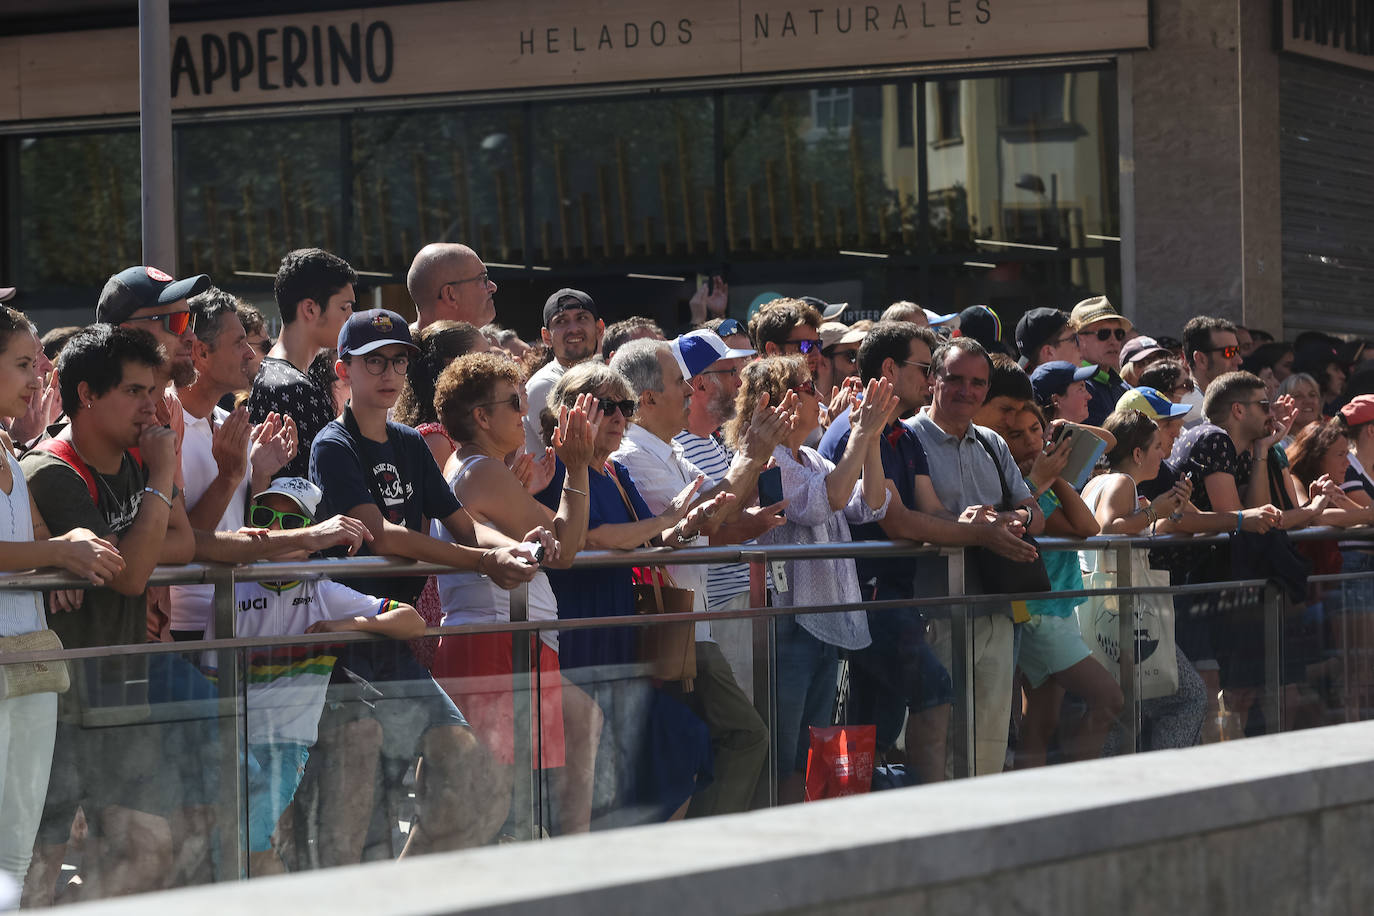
[537,460,650,670]
[536,459,713,823]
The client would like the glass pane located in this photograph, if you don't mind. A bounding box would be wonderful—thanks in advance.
[925,70,1119,254]
[530,94,714,264]
[723,82,917,259]
[351,105,527,274]
[16,131,141,302]
[177,117,344,280]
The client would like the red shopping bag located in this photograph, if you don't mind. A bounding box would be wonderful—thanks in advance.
[804,725,876,801]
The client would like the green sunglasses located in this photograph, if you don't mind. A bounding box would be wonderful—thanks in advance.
[249,504,313,530]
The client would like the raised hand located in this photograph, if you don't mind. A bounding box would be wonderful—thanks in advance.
[851,377,900,439]
[661,473,707,527]
[211,407,252,483]
[679,491,737,539]
[551,393,601,471]
[823,377,862,429]
[740,390,798,462]
[250,411,298,480]
[1028,431,1073,492]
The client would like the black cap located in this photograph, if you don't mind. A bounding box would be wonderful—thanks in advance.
[1015,308,1069,362]
[337,308,418,358]
[958,305,1012,356]
[96,266,211,324]
[543,288,598,328]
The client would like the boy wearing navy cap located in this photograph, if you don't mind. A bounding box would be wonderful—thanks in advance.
[309,307,551,857]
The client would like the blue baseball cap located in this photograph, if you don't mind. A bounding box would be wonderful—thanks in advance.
[337,308,418,359]
[1117,385,1193,420]
[1030,360,1097,406]
[671,329,754,380]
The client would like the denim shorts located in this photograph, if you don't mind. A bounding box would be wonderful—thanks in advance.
[247,742,311,852]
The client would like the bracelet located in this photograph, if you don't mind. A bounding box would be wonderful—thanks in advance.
[477,547,498,575]
[143,486,173,509]
[1143,505,1157,525]
[1235,511,1243,533]
[674,520,700,543]
[563,485,588,497]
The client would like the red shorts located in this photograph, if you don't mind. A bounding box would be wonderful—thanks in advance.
[431,632,565,769]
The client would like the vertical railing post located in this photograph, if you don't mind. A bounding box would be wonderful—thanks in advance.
[1113,542,1138,754]
[209,564,246,879]
[946,548,972,780]
[508,581,536,838]
[1263,582,1283,735]
[748,552,776,807]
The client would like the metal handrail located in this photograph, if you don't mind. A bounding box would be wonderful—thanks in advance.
[0,525,1369,591]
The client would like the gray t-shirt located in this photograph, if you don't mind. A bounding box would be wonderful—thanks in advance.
[907,411,1032,609]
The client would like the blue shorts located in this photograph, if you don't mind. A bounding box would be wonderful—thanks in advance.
[1017,613,1092,689]
[247,742,310,852]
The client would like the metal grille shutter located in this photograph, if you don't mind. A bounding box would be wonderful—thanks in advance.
[1280,57,1374,337]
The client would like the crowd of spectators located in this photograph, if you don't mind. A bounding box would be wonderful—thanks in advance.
[3,242,1374,904]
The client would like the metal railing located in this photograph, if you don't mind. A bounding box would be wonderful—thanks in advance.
[3,527,1373,881]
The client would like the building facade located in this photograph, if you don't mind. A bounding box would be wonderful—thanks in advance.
[0,0,1366,342]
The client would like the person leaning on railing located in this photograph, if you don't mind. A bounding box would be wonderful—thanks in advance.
[431,352,604,835]
[728,355,895,804]
[0,308,125,889]
[1001,403,1123,767]
[534,360,722,823]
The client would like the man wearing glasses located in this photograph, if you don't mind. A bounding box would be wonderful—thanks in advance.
[406,242,498,331]
[523,289,605,454]
[1014,307,1080,372]
[248,248,358,480]
[1181,316,1245,429]
[1069,296,1133,425]
[748,298,825,443]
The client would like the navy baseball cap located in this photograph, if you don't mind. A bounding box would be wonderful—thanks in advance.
[543,288,599,328]
[1030,360,1097,406]
[337,308,418,358]
[97,265,211,324]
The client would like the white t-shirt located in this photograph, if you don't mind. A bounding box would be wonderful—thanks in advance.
[522,360,566,455]
[612,423,713,642]
[169,405,250,633]
[210,579,390,745]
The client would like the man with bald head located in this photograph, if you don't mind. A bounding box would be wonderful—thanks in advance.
[406,243,498,329]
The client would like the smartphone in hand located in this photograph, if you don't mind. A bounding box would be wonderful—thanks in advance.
[757,466,785,516]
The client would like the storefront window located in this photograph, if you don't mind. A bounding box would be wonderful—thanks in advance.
[530,95,713,265]
[352,105,527,273]
[177,117,345,281]
[16,131,140,296]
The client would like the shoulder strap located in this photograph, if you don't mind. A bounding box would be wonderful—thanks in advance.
[32,438,98,504]
[603,462,639,522]
[970,428,1014,511]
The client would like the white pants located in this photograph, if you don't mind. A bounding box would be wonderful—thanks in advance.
[0,690,57,884]
[930,615,1014,777]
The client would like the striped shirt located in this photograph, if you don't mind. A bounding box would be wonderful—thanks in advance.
[674,430,752,609]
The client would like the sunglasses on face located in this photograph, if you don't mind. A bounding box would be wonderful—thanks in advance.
[126,310,193,336]
[476,393,522,412]
[1081,327,1127,342]
[598,398,637,418]
[715,318,745,337]
[784,339,823,355]
[792,380,817,397]
[249,505,312,529]
[1207,345,1240,360]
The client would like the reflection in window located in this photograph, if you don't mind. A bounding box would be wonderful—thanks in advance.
[531,97,713,263]
[1007,73,1067,126]
[935,81,962,143]
[811,87,853,134]
[19,132,140,288]
[353,107,526,272]
[178,117,344,279]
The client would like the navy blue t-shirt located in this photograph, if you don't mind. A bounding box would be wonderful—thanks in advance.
[817,406,930,594]
[309,405,462,604]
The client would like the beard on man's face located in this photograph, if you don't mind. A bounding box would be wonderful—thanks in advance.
[169,357,197,389]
